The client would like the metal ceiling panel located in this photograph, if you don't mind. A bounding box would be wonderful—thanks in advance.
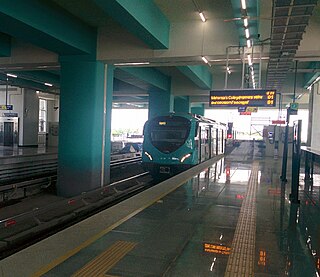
[266,0,318,91]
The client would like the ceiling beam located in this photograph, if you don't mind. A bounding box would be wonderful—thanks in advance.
[177,65,212,90]
[0,33,11,57]
[304,61,320,88]
[0,0,96,55]
[94,0,169,49]
[115,67,170,92]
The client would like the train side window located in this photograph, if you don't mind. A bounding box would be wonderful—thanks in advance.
[195,123,199,137]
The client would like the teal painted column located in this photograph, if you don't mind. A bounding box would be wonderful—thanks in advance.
[191,104,205,116]
[103,65,114,185]
[57,59,110,197]
[174,96,190,113]
[148,90,173,119]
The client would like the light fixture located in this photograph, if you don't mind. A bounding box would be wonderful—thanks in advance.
[247,39,251,48]
[244,18,248,27]
[199,12,206,22]
[297,94,302,99]
[6,73,17,78]
[245,28,250,39]
[201,56,209,64]
[227,66,231,74]
[36,90,40,94]
[241,0,247,10]
[247,54,252,66]
[44,82,53,87]
[114,62,150,66]
[144,151,153,161]
[181,153,191,163]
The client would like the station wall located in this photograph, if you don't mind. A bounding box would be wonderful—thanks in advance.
[311,82,320,150]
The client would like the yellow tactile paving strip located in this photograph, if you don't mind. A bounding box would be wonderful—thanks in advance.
[224,162,259,277]
[71,241,137,277]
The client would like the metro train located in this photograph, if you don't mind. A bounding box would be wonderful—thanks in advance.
[142,113,226,177]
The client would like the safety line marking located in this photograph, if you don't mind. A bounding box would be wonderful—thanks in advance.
[224,162,259,277]
[71,241,137,277]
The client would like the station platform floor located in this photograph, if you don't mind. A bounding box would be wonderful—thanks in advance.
[0,145,57,159]
[0,142,319,277]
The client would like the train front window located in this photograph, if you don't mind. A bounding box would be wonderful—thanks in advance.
[149,116,191,153]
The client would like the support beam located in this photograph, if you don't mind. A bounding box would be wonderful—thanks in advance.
[177,65,212,90]
[148,90,173,119]
[116,67,170,92]
[0,73,56,93]
[0,0,96,55]
[0,33,11,57]
[191,104,205,116]
[57,59,107,197]
[304,62,320,88]
[94,0,169,49]
[8,71,60,87]
[174,96,190,113]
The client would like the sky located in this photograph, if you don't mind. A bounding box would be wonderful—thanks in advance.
[111,109,148,135]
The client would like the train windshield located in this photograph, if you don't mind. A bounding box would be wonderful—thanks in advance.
[148,116,191,153]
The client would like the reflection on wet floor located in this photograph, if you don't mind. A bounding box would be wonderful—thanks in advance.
[163,142,320,276]
[0,145,57,157]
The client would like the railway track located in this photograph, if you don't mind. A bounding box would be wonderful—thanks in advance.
[0,155,142,202]
[0,171,154,259]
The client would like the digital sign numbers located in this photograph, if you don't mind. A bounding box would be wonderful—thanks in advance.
[209,90,276,107]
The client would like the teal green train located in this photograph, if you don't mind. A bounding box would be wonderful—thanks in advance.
[142,113,226,177]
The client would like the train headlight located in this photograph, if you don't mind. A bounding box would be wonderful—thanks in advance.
[180,153,191,163]
[144,151,153,161]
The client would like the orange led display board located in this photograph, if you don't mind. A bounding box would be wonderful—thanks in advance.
[203,243,231,255]
[210,90,276,107]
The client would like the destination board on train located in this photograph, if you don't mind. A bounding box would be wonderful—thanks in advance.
[209,90,276,107]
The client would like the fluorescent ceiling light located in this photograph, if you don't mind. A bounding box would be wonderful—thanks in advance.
[244,18,248,27]
[247,39,251,48]
[201,56,209,64]
[247,54,252,66]
[199,12,206,22]
[114,62,150,66]
[241,0,246,9]
[44,82,53,87]
[6,73,17,78]
[245,28,250,39]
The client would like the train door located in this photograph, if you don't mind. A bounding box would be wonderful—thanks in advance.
[205,127,210,160]
[216,129,219,155]
[221,129,225,153]
[197,125,201,162]
[200,126,208,162]
[209,126,212,159]
[211,127,216,157]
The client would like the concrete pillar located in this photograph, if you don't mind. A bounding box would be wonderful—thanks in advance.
[191,104,205,116]
[148,90,172,119]
[103,65,114,185]
[19,88,39,146]
[174,96,190,113]
[57,59,113,197]
[311,82,320,149]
